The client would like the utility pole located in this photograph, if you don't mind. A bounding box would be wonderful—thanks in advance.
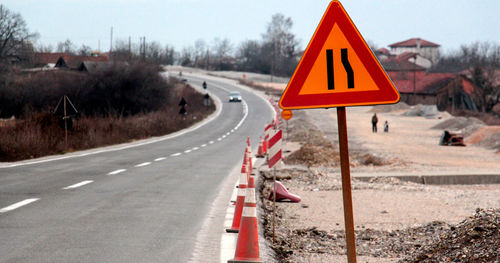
[110,27,113,60]
[128,36,132,61]
[143,36,146,61]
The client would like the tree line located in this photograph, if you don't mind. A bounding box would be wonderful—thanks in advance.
[0,3,302,78]
[1,3,499,113]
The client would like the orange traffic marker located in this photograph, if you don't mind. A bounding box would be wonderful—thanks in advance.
[228,176,262,263]
[256,140,265,158]
[226,164,248,233]
[268,181,301,203]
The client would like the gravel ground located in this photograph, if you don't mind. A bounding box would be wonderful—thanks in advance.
[257,105,500,262]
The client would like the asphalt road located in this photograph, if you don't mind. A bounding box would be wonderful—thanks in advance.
[0,74,273,263]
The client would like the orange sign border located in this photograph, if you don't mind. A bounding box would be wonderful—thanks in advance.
[279,0,400,110]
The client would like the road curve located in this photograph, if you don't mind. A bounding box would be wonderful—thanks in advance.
[0,74,273,263]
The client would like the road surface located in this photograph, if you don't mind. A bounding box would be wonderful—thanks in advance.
[0,74,273,263]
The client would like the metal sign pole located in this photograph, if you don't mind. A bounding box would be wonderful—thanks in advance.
[272,166,277,244]
[64,95,68,148]
[336,106,357,263]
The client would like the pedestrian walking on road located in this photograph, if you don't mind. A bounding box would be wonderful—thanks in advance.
[384,120,389,133]
[371,113,378,133]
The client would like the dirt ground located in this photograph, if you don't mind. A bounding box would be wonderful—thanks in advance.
[258,105,500,262]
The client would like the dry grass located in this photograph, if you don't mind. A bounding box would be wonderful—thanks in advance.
[0,85,214,162]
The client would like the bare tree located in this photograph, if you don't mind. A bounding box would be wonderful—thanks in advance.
[431,42,500,113]
[212,37,233,70]
[193,39,207,68]
[236,40,262,72]
[36,44,54,53]
[113,39,134,62]
[78,44,92,56]
[0,4,37,62]
[179,46,194,66]
[261,13,300,77]
[461,42,500,112]
[162,44,176,65]
[56,39,76,54]
[146,41,162,63]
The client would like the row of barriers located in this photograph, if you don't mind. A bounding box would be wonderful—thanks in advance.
[225,138,262,263]
[225,98,288,262]
[225,109,285,262]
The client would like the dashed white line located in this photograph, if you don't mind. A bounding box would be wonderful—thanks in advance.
[209,141,215,144]
[135,162,151,167]
[108,169,126,175]
[171,152,182,157]
[192,147,200,151]
[0,198,40,213]
[217,138,222,141]
[184,149,192,153]
[200,144,207,147]
[231,129,234,132]
[63,180,93,190]
[154,157,166,162]
[222,135,227,138]
[226,132,230,136]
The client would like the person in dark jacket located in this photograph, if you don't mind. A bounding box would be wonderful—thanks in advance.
[371,113,378,133]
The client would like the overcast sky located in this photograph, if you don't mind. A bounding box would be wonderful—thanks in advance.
[3,0,500,54]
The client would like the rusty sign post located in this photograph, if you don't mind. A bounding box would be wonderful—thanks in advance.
[278,1,400,262]
[336,106,357,261]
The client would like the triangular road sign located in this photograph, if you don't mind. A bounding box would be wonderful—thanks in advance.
[280,0,400,109]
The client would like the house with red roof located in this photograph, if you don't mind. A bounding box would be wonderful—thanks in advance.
[29,53,109,71]
[388,38,440,63]
[376,38,478,111]
[32,52,66,68]
[55,54,109,69]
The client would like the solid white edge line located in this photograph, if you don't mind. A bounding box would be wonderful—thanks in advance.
[63,180,93,190]
[135,162,151,167]
[108,169,126,175]
[0,198,40,213]
[154,157,166,161]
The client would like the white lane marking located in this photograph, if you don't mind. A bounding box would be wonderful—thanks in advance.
[226,132,230,136]
[171,152,182,157]
[230,129,234,133]
[0,198,40,213]
[209,141,214,144]
[154,157,166,162]
[63,180,93,190]
[135,162,151,167]
[192,147,200,151]
[108,169,126,175]
[217,138,222,141]
[200,144,207,148]
[184,149,192,153]
[222,135,227,138]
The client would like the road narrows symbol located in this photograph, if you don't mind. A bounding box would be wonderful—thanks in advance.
[326,49,354,90]
[326,49,335,90]
[341,49,354,89]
